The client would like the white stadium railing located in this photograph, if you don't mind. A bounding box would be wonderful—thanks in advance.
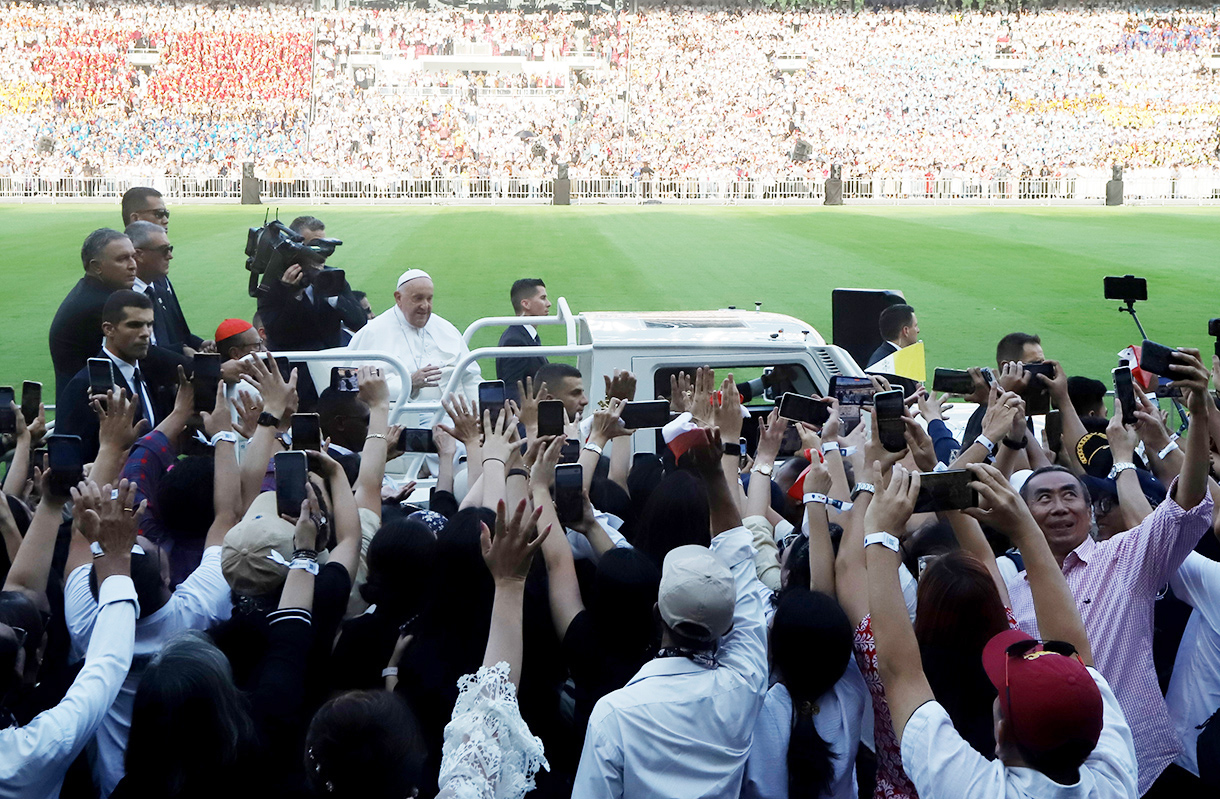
[2,172,1217,205]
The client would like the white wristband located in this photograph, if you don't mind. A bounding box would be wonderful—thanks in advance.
[210,431,238,447]
[803,493,852,512]
[803,492,828,505]
[975,434,997,454]
[382,667,399,678]
[863,532,901,552]
[582,441,603,456]
[289,558,319,576]
[821,442,839,454]
[1158,441,1180,460]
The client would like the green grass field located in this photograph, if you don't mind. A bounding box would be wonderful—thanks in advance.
[3,204,1218,405]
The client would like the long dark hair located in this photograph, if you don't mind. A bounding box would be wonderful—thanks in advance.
[771,589,853,797]
[631,470,710,567]
[914,550,1010,757]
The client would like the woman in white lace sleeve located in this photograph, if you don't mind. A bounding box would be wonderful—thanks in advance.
[436,497,552,799]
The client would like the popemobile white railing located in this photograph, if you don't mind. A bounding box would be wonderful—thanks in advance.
[2,172,1217,205]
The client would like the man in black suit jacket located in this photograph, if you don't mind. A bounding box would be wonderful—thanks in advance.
[126,221,213,357]
[866,303,920,369]
[496,278,551,400]
[57,291,182,462]
[257,261,367,351]
[49,229,139,407]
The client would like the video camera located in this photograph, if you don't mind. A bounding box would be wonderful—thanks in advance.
[245,217,343,297]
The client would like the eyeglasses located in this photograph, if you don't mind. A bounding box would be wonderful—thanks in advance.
[138,245,173,256]
[1004,638,1081,736]
[146,209,170,220]
[1091,494,1117,516]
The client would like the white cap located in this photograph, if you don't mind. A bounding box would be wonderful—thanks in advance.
[396,269,431,288]
[658,545,735,643]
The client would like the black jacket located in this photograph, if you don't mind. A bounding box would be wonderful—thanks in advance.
[496,324,549,399]
[49,276,115,407]
[56,348,184,462]
[867,340,899,369]
[257,271,366,351]
[147,276,204,355]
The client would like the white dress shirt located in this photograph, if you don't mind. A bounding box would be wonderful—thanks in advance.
[131,278,157,346]
[900,668,1138,799]
[102,345,156,427]
[64,547,232,797]
[1166,551,1220,776]
[573,526,768,799]
[0,576,138,799]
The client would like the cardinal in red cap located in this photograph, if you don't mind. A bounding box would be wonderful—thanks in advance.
[214,318,264,361]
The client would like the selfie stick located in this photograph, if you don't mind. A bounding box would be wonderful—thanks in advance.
[1114,295,1188,433]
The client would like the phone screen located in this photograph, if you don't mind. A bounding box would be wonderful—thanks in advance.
[619,400,673,430]
[913,470,978,513]
[21,381,41,425]
[331,367,360,392]
[554,463,584,526]
[0,387,15,435]
[778,393,831,426]
[88,358,115,395]
[537,400,565,437]
[874,389,906,453]
[274,451,309,518]
[291,414,322,452]
[560,438,581,464]
[398,428,437,453]
[478,381,507,426]
[1112,367,1137,426]
[1103,275,1147,302]
[830,376,876,430]
[192,353,222,413]
[46,435,84,497]
[932,369,975,395]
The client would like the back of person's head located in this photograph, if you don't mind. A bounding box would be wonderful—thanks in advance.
[996,332,1041,365]
[771,589,853,797]
[0,591,46,682]
[90,542,170,619]
[632,470,710,567]
[779,534,810,594]
[626,453,665,526]
[878,303,915,341]
[289,215,324,235]
[0,625,19,701]
[102,289,153,326]
[123,220,165,250]
[120,187,162,226]
[589,476,633,530]
[510,278,546,312]
[125,631,257,795]
[425,508,496,657]
[316,387,369,440]
[533,362,581,389]
[81,228,128,271]
[158,456,215,541]
[360,519,437,619]
[592,548,660,650]
[915,550,1010,756]
[305,690,425,799]
[1067,376,1108,417]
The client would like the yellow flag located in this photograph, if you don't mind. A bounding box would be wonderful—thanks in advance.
[867,341,926,383]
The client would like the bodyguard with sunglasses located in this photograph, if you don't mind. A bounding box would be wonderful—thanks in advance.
[865,462,1138,799]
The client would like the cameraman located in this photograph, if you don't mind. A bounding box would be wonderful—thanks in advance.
[256,253,366,352]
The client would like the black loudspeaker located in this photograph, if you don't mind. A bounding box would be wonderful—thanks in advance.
[832,288,906,368]
[1106,179,1123,206]
[824,179,843,206]
[553,178,571,206]
[241,161,261,205]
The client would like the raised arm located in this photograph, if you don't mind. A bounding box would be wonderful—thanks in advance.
[238,354,298,513]
[354,366,391,518]
[685,426,741,537]
[1166,348,1211,510]
[531,436,585,639]
[2,398,44,497]
[712,375,747,509]
[1132,389,1182,485]
[946,511,1011,608]
[89,389,148,489]
[1042,361,1088,470]
[801,451,836,595]
[582,398,631,494]
[1105,400,1153,530]
[964,464,1092,666]
[439,392,483,491]
[864,464,934,743]
[316,449,361,583]
[3,471,71,610]
[950,385,1019,470]
[479,408,518,512]
[200,382,240,548]
[480,498,548,686]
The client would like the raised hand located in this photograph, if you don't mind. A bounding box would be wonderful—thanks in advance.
[94,388,147,451]
[755,408,789,464]
[358,364,390,407]
[439,393,481,445]
[241,353,297,421]
[591,397,631,442]
[1166,347,1210,413]
[482,498,548,584]
[514,376,547,433]
[604,369,637,402]
[690,366,716,425]
[232,390,264,439]
[712,374,744,441]
[667,370,693,414]
[201,382,234,439]
[863,463,919,538]
[962,463,1039,540]
[682,426,725,478]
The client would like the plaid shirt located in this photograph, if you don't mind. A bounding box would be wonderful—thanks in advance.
[1006,482,1213,794]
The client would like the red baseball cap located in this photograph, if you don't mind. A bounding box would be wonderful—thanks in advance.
[982,629,1103,755]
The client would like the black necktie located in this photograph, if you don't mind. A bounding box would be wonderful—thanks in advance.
[132,368,152,426]
[145,285,170,347]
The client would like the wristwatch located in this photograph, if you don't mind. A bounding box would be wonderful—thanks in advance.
[1002,436,1028,450]
[1109,461,1137,479]
[723,441,744,458]
[257,411,281,428]
[751,462,774,477]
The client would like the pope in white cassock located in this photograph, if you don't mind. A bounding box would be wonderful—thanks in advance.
[346,270,482,417]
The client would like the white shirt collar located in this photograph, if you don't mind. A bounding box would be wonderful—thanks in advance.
[102,344,137,384]
[524,323,538,338]
[132,277,151,294]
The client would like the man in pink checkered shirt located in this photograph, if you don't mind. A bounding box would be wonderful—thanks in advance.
[1006,347,1214,796]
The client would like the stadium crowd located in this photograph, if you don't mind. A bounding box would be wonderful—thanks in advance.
[3,188,1220,799]
[0,2,1218,190]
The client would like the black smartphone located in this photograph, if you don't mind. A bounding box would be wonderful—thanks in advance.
[1045,409,1063,454]
[312,268,345,297]
[874,389,906,453]
[619,400,673,429]
[330,366,360,392]
[1112,367,1137,426]
[1210,318,1220,359]
[1153,379,1183,399]
[291,413,322,452]
[537,399,565,438]
[778,392,831,426]
[1139,339,1175,377]
[192,353,222,413]
[633,451,660,469]
[88,358,115,395]
[554,463,584,526]
[398,428,437,453]
[478,380,507,426]
[29,447,47,482]
[913,470,978,513]
[829,376,875,430]
[46,434,84,498]
[1103,275,1147,302]
[560,438,581,463]
[1021,362,1055,416]
[0,387,15,435]
[20,381,41,425]
[274,451,309,518]
[932,368,975,395]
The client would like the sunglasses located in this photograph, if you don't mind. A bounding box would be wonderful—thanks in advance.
[1004,639,1082,733]
[138,245,174,256]
[146,209,171,220]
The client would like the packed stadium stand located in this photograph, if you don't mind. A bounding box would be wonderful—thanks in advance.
[0,1,1218,201]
